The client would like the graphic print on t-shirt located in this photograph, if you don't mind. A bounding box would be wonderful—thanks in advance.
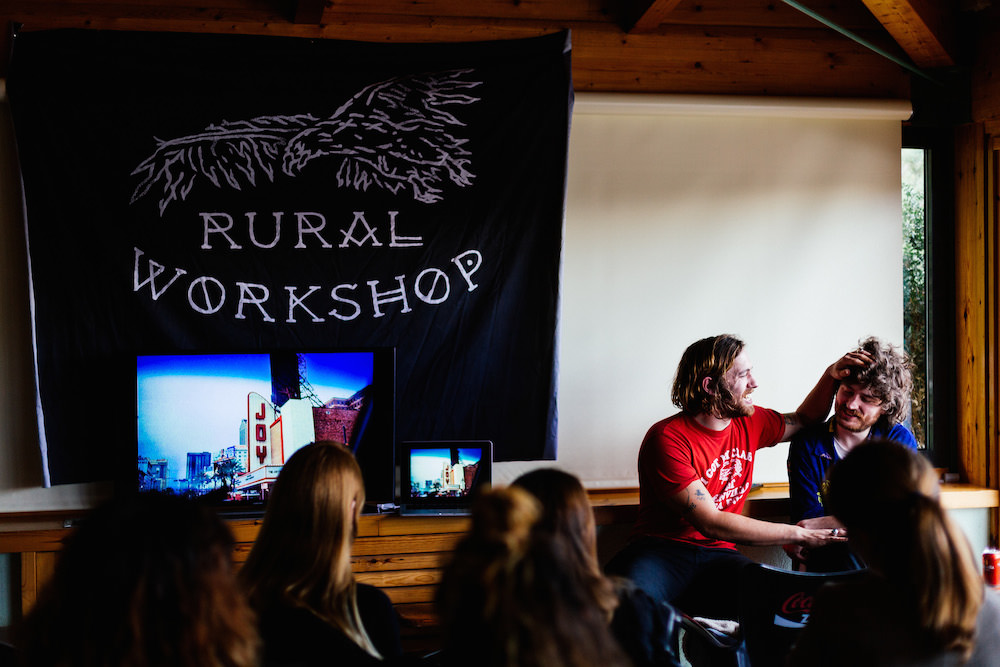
[702,447,753,509]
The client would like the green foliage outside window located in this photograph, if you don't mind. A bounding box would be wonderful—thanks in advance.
[902,149,926,448]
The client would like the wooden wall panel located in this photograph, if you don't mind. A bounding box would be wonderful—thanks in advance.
[18,553,36,616]
[570,24,908,96]
[355,568,442,593]
[3,0,887,31]
[991,135,1000,547]
[18,551,57,616]
[351,552,448,573]
[972,15,1000,126]
[955,122,988,487]
[319,0,616,23]
[989,134,1000,496]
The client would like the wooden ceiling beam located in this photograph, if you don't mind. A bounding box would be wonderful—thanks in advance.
[860,0,956,68]
[292,0,326,25]
[623,0,684,33]
[0,12,910,98]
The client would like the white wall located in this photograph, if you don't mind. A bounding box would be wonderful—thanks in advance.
[0,88,911,510]
[499,93,911,487]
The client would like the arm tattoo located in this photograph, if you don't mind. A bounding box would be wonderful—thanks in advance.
[681,488,707,515]
[783,413,800,427]
[680,489,696,514]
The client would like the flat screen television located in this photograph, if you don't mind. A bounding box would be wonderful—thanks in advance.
[135,348,395,516]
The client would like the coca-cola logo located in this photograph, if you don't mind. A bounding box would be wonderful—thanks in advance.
[780,592,813,616]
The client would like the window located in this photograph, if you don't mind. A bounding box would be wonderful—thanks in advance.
[902,148,926,448]
[902,126,957,467]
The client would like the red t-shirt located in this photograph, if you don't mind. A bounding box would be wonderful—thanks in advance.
[632,408,785,550]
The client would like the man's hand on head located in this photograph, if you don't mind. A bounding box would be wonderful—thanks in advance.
[828,349,874,381]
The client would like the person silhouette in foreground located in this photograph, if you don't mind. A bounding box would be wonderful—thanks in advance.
[787,439,1000,666]
[241,441,403,666]
[435,485,632,667]
[16,492,260,667]
[513,467,682,667]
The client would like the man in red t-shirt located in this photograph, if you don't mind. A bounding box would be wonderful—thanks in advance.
[606,334,862,619]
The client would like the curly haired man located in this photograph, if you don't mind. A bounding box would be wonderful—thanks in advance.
[786,336,918,572]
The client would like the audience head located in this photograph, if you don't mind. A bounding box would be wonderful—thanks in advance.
[510,468,618,614]
[826,439,982,658]
[436,486,630,667]
[511,467,598,563]
[839,336,913,426]
[18,492,259,667]
[240,440,379,657]
[672,334,748,417]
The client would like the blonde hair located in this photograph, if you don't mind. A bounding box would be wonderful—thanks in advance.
[826,440,983,659]
[240,441,379,658]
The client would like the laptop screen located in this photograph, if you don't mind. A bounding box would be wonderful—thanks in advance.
[400,440,492,515]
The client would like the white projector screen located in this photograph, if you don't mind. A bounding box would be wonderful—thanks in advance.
[496,93,912,488]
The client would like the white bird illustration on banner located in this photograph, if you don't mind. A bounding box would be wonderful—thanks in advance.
[130,69,482,216]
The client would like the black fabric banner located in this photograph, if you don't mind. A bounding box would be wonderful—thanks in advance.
[7,28,571,486]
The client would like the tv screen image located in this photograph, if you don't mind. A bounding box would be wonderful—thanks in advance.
[398,441,492,516]
[408,447,484,499]
[136,349,395,514]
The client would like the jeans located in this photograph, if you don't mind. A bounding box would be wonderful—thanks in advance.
[605,536,753,620]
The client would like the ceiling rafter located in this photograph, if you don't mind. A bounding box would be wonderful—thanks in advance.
[292,0,326,25]
[623,0,685,33]
[0,0,916,98]
[860,0,956,68]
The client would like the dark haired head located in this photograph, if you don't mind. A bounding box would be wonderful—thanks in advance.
[841,336,914,425]
[437,486,630,667]
[825,439,981,658]
[511,468,618,623]
[512,468,597,562]
[18,492,259,667]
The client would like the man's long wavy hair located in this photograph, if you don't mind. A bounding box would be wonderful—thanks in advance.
[240,441,380,658]
[826,440,982,660]
[671,334,745,416]
[18,493,260,667]
[843,336,914,426]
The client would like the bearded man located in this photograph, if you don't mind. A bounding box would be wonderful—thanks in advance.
[786,336,917,572]
[605,334,860,620]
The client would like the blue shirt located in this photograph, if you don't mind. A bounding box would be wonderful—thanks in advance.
[787,417,918,523]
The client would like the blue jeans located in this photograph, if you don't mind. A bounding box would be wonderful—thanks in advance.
[605,536,753,620]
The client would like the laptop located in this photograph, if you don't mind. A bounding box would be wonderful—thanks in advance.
[399,440,493,516]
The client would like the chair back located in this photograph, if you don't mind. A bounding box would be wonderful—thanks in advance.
[737,562,864,667]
